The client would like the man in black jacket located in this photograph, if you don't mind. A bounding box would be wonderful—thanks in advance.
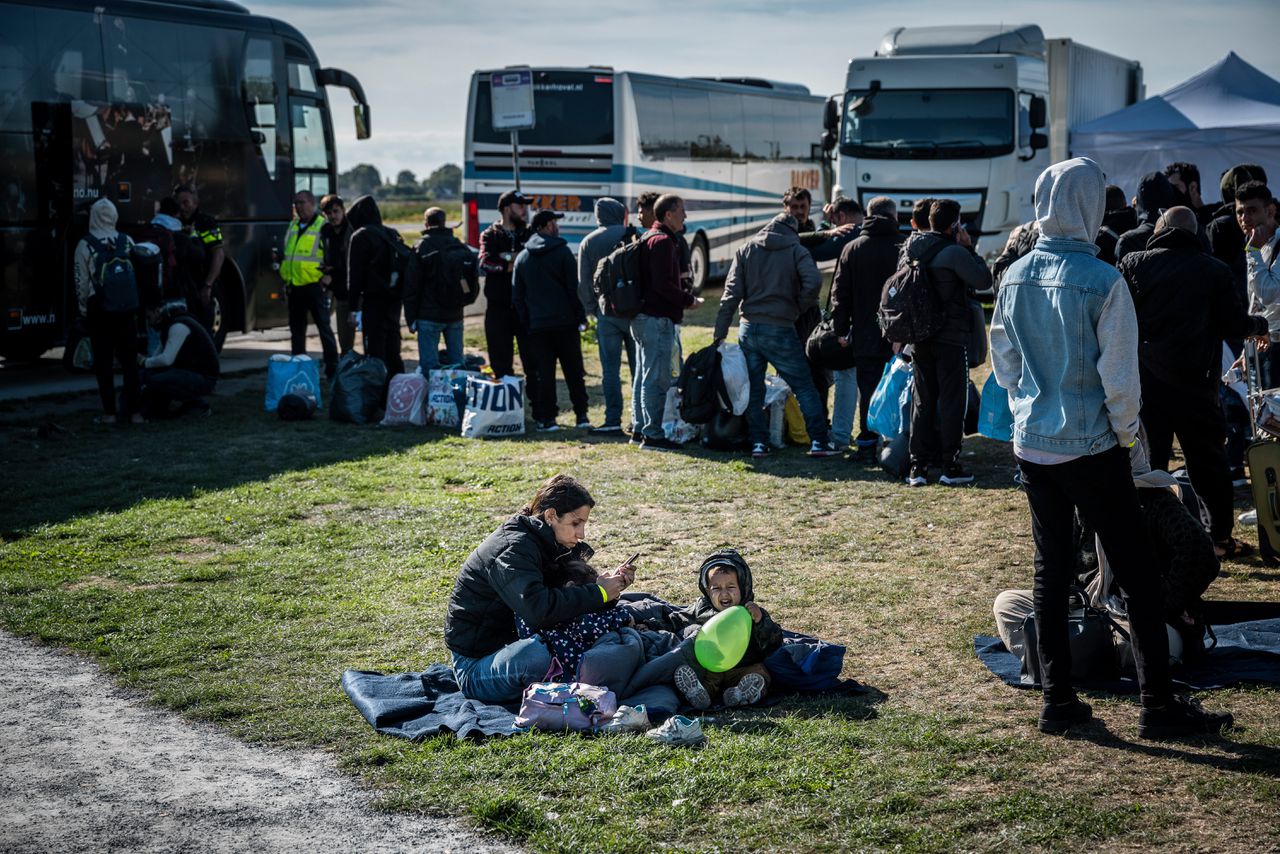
[138,300,220,418]
[320,194,356,355]
[1095,185,1138,267]
[404,207,476,374]
[513,210,590,431]
[830,196,903,459]
[1115,173,1178,263]
[1118,206,1268,556]
[479,190,532,378]
[902,199,992,486]
[346,195,405,380]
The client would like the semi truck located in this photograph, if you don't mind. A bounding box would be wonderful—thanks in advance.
[822,24,1143,254]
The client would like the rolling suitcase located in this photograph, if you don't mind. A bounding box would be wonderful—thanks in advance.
[1243,341,1280,565]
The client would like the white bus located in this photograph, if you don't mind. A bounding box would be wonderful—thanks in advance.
[463,68,828,292]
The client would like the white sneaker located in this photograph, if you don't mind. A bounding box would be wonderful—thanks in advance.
[674,664,712,710]
[1240,508,1258,525]
[722,672,767,707]
[645,714,706,747]
[601,704,650,734]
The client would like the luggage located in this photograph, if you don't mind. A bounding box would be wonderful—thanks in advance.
[381,372,429,426]
[87,234,140,314]
[277,392,317,421]
[423,240,480,309]
[425,367,482,428]
[662,387,701,445]
[783,395,809,445]
[718,341,750,416]
[878,387,912,479]
[877,240,948,345]
[676,343,726,425]
[763,375,792,449]
[265,354,322,412]
[330,352,388,424]
[515,682,618,732]
[977,372,1014,442]
[867,355,912,439]
[460,375,525,438]
[701,408,750,451]
[1018,605,1121,686]
[804,285,856,372]
[592,238,646,318]
[1244,341,1280,566]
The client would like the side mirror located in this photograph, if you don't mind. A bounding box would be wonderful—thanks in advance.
[1030,132,1048,151]
[1029,95,1047,129]
[353,103,371,140]
[821,129,836,152]
[823,96,840,132]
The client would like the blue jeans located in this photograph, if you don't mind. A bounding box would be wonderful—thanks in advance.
[416,319,464,374]
[739,320,829,447]
[630,314,676,440]
[596,313,636,428]
[832,357,889,448]
[451,637,551,704]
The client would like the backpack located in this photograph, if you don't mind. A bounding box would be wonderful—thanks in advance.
[592,235,646,318]
[676,343,729,425]
[421,240,480,309]
[87,234,140,314]
[131,224,177,305]
[375,226,421,295]
[877,240,949,344]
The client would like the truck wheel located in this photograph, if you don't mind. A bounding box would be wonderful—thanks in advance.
[689,235,709,295]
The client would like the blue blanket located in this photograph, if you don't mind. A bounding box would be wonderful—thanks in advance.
[341,666,519,741]
[975,618,1280,693]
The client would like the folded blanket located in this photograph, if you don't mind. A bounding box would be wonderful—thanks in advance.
[341,666,518,741]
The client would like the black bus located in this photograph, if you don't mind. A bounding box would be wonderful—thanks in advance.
[0,0,371,359]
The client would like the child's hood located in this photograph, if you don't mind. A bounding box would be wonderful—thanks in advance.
[697,548,754,604]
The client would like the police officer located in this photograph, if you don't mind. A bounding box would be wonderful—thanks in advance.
[279,190,339,378]
[175,184,224,333]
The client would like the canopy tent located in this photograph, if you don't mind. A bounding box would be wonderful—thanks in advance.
[1070,52,1280,205]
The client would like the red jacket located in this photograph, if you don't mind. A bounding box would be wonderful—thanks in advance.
[639,225,694,322]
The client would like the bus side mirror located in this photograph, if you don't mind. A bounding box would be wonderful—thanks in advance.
[821,129,836,152]
[353,103,371,139]
[1029,95,1047,129]
[1030,132,1048,151]
[823,97,839,132]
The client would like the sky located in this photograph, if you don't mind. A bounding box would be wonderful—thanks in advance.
[250,0,1280,181]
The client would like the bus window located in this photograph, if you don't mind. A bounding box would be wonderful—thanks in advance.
[742,93,778,161]
[672,87,711,158]
[634,81,683,159]
[291,102,330,195]
[1,7,106,133]
[472,70,612,147]
[706,92,744,159]
[244,37,280,180]
[288,62,317,94]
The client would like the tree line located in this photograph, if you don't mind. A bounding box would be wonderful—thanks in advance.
[338,163,461,201]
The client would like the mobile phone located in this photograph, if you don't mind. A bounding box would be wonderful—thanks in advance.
[621,552,640,568]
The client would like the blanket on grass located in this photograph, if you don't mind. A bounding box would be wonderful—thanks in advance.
[975,617,1280,693]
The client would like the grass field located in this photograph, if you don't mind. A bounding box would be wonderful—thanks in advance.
[2,296,1278,852]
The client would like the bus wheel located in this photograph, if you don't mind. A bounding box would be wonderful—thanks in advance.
[689,235,709,295]
[209,281,227,352]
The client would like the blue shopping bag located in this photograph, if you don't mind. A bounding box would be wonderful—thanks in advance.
[867,355,912,438]
[265,354,322,412]
[977,372,1013,442]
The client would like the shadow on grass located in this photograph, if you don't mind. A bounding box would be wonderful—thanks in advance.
[1069,721,1280,778]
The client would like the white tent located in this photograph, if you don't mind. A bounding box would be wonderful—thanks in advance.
[1071,52,1280,203]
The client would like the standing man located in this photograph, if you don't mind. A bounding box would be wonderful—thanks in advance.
[1114,172,1177,263]
[513,210,590,432]
[633,194,700,451]
[713,213,837,459]
[1095,185,1138,267]
[479,190,532,378]
[636,191,661,231]
[829,196,903,459]
[577,197,637,435]
[175,184,224,334]
[901,199,992,486]
[346,194,405,380]
[1238,182,1280,384]
[404,207,476,374]
[319,194,357,356]
[279,190,339,378]
[991,157,1232,739]
[1164,161,1215,225]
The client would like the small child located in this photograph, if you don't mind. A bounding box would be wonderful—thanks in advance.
[664,548,784,709]
[515,557,632,679]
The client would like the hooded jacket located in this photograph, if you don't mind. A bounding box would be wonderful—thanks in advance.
[512,230,586,333]
[1095,207,1138,266]
[990,157,1142,457]
[714,214,822,339]
[75,198,138,315]
[900,229,992,348]
[1118,226,1266,387]
[345,194,394,311]
[576,198,632,316]
[1114,173,1177,262]
[404,226,471,325]
[320,216,353,300]
[444,514,606,660]
[830,214,902,360]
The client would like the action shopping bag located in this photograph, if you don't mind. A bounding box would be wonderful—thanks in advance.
[381,372,429,426]
[265,354,322,413]
[460,375,525,438]
[425,367,482,429]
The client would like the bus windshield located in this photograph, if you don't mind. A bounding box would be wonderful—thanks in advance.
[473,70,613,147]
[841,88,1014,158]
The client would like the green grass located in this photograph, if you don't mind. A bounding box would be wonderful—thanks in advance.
[2,296,1278,852]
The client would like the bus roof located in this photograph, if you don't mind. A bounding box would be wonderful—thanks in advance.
[471,67,815,97]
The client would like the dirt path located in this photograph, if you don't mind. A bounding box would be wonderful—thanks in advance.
[0,631,516,853]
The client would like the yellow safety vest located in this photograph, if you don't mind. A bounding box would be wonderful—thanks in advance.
[281,216,325,286]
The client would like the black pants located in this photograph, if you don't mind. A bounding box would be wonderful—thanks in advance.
[526,328,589,424]
[334,297,357,355]
[485,307,530,380]
[287,284,338,373]
[361,294,405,380]
[90,311,140,416]
[1141,374,1234,542]
[909,340,968,466]
[856,354,890,442]
[140,368,216,419]
[1018,446,1171,706]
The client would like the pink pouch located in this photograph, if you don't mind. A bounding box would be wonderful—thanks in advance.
[514,682,618,732]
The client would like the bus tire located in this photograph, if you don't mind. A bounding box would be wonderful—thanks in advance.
[208,279,228,352]
[689,234,709,295]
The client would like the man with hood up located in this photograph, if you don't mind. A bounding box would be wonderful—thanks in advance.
[991,157,1233,740]
[512,210,590,431]
[1114,172,1179,263]
[713,213,837,459]
[576,198,638,434]
[346,194,405,380]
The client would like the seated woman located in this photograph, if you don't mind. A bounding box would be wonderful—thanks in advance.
[515,556,634,680]
[444,474,635,703]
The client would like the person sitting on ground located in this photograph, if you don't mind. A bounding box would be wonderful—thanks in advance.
[513,556,634,680]
[137,300,221,419]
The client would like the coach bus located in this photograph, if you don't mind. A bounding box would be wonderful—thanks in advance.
[463,68,828,293]
[0,0,371,360]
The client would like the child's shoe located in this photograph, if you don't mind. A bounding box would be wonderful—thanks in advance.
[601,704,650,734]
[674,664,712,710]
[722,672,767,707]
[645,714,706,747]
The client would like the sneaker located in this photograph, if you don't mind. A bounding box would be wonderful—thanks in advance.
[591,423,623,435]
[722,672,767,707]
[1038,697,1093,734]
[852,443,877,464]
[1240,508,1259,526]
[575,419,592,429]
[1138,695,1234,740]
[601,704,650,735]
[939,461,975,485]
[644,714,706,748]
[674,664,711,710]
[751,442,770,459]
[535,421,561,433]
[640,436,684,452]
[906,464,928,487]
[808,440,839,458]
[1231,468,1249,488]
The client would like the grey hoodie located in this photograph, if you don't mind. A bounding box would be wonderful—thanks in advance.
[714,214,822,339]
[576,198,630,316]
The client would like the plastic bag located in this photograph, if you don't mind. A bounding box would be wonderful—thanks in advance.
[662,387,702,445]
[718,341,750,416]
[867,355,912,439]
[425,367,481,428]
[381,372,429,426]
[784,394,810,445]
[265,354,322,413]
[977,372,1014,442]
[329,352,387,424]
[764,375,792,449]
[461,375,525,438]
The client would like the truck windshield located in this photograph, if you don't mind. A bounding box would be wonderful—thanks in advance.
[472,70,614,147]
[841,88,1014,158]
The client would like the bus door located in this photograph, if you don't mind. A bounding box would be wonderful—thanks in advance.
[284,51,333,199]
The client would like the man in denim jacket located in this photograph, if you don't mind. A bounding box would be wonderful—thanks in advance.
[991,158,1233,740]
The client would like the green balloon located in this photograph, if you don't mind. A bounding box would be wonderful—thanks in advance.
[694,605,752,672]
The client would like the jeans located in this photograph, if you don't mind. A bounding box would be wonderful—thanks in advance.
[1017,445,1172,707]
[596,313,637,427]
[140,368,216,419]
[287,283,338,373]
[831,356,888,448]
[909,339,968,466]
[738,320,829,447]
[415,319,464,374]
[630,313,676,440]
[451,637,551,704]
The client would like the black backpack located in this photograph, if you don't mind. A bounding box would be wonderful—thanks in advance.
[87,234,140,314]
[422,240,480,309]
[877,240,949,345]
[593,234,645,318]
[676,343,730,425]
[701,409,750,451]
[375,226,421,295]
